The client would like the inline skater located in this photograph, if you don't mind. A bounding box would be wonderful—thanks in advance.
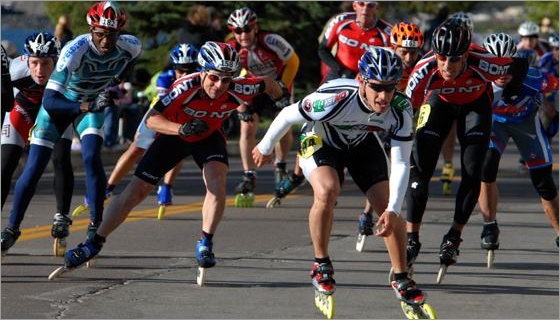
[253,47,433,319]
[56,42,288,279]
[478,33,559,263]
[226,7,298,207]
[1,1,141,258]
[102,43,199,220]
[404,18,528,283]
[1,32,76,257]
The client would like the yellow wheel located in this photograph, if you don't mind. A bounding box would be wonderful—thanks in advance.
[157,206,166,220]
[487,249,495,269]
[356,234,366,252]
[400,301,419,319]
[53,238,66,257]
[314,292,334,319]
[71,204,88,217]
[442,181,452,196]
[421,303,438,319]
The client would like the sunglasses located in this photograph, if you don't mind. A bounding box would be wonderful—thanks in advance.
[91,29,119,40]
[436,54,462,63]
[367,82,397,92]
[233,26,253,35]
[207,73,234,84]
[355,1,378,8]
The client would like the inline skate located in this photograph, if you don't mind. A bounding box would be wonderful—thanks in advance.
[436,234,462,284]
[311,262,336,319]
[266,173,305,208]
[440,163,454,196]
[391,277,437,319]
[157,184,173,220]
[71,191,112,217]
[48,238,102,280]
[1,227,21,261]
[355,212,374,252]
[234,171,256,207]
[195,237,216,286]
[480,221,500,268]
[52,213,73,257]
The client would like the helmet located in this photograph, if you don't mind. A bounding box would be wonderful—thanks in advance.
[549,33,559,48]
[197,41,240,73]
[87,1,127,30]
[515,49,538,67]
[431,19,471,56]
[170,43,199,68]
[358,46,403,82]
[23,32,61,57]
[483,33,517,58]
[450,12,474,33]
[390,22,424,49]
[227,7,257,30]
[518,21,539,37]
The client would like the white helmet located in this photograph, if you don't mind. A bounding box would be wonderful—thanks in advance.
[197,41,240,73]
[518,21,539,37]
[483,33,517,58]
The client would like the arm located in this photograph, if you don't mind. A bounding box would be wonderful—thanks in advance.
[42,88,83,116]
[145,108,181,135]
[280,52,300,88]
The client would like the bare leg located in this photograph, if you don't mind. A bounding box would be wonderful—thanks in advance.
[200,161,228,234]
[478,181,498,222]
[239,115,259,171]
[308,166,339,258]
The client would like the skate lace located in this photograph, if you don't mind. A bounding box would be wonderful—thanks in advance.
[440,236,461,259]
[53,213,73,225]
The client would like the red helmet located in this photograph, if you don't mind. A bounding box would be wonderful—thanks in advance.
[86,1,127,30]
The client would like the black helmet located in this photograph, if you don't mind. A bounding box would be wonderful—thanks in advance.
[431,19,471,56]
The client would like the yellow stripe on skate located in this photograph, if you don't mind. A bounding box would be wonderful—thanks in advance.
[17,194,291,242]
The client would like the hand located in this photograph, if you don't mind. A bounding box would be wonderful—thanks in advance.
[252,146,273,167]
[88,90,112,113]
[375,211,398,237]
[178,119,209,137]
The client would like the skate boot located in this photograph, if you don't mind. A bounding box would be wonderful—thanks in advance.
[64,238,102,269]
[85,222,100,267]
[52,213,73,257]
[234,172,256,207]
[356,212,374,252]
[480,222,500,250]
[267,173,305,208]
[311,262,336,319]
[274,162,288,184]
[392,278,437,319]
[436,233,462,283]
[440,163,454,196]
[157,185,173,220]
[1,227,21,259]
[406,238,422,275]
[196,237,216,268]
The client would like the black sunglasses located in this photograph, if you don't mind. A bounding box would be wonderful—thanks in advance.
[233,26,253,34]
[367,82,397,92]
[436,54,462,63]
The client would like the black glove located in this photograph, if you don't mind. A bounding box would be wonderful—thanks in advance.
[88,90,111,113]
[237,110,254,122]
[178,119,209,137]
[274,80,291,109]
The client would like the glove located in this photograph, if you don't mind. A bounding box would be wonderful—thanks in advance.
[274,80,291,110]
[237,110,254,122]
[88,90,111,113]
[178,119,209,137]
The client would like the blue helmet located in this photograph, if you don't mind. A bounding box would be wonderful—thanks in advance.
[358,46,403,82]
[24,32,60,57]
[169,43,199,70]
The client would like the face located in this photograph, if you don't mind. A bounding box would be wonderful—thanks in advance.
[519,36,539,50]
[436,53,467,81]
[353,1,377,25]
[394,46,419,70]
[232,25,257,49]
[493,74,513,88]
[174,67,192,79]
[28,56,55,85]
[202,70,234,99]
[360,77,397,114]
[90,27,119,55]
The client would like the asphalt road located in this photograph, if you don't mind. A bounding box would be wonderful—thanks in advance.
[1,141,558,319]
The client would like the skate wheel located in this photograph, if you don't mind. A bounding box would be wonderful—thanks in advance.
[157,205,166,220]
[442,182,452,196]
[487,250,495,269]
[234,193,255,208]
[53,238,66,257]
[356,234,366,252]
[48,266,67,281]
[196,267,206,287]
[71,204,88,217]
[400,301,418,319]
[420,303,438,319]
[314,291,335,319]
[266,197,281,209]
[86,258,97,268]
[436,264,447,284]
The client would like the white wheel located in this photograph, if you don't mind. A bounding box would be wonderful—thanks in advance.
[356,234,366,252]
[48,266,67,280]
[197,267,206,286]
[266,197,281,209]
[487,250,495,269]
[436,265,447,284]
